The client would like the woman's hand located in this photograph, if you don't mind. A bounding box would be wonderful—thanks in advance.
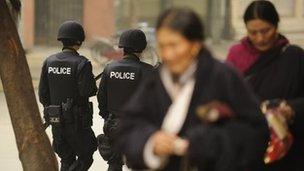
[173,138,189,156]
[151,131,176,157]
[261,100,294,123]
[278,101,294,122]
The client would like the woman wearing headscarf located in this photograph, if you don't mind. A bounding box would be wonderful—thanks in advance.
[226,1,304,170]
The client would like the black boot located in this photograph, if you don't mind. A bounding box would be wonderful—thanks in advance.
[107,164,123,171]
[60,160,75,171]
[60,163,71,171]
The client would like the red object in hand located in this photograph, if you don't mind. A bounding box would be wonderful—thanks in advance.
[261,100,294,164]
[264,129,293,164]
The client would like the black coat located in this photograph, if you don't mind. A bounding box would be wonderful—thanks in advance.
[119,50,269,171]
[39,50,97,107]
[97,54,154,119]
[38,50,98,168]
[245,44,304,171]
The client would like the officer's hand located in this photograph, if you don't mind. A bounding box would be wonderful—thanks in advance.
[151,131,176,157]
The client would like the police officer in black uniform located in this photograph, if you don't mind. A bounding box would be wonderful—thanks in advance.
[38,21,97,171]
[97,29,154,171]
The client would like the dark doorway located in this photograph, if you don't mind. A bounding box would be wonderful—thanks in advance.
[34,0,83,45]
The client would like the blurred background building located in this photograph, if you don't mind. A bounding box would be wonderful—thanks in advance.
[6,0,304,90]
[19,0,304,49]
[20,0,115,48]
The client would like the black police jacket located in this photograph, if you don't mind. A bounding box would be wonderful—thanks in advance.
[118,50,269,171]
[38,49,97,107]
[97,54,154,118]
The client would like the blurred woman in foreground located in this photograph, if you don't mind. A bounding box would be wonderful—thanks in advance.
[119,8,269,171]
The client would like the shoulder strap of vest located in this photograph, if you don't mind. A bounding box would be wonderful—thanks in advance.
[76,58,88,77]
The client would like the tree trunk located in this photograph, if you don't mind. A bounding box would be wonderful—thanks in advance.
[0,1,58,171]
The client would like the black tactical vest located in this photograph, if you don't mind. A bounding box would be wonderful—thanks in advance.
[104,54,151,114]
[45,51,87,105]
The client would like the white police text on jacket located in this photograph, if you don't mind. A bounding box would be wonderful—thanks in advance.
[48,67,72,75]
[109,71,135,80]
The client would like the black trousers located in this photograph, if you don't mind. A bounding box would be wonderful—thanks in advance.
[103,114,123,167]
[52,124,97,171]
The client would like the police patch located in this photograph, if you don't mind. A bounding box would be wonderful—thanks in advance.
[48,67,72,75]
[109,71,135,80]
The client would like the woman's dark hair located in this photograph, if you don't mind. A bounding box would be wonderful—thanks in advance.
[156,8,204,41]
[244,0,280,27]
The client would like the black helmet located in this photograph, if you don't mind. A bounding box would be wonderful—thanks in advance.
[57,21,85,42]
[118,29,147,53]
